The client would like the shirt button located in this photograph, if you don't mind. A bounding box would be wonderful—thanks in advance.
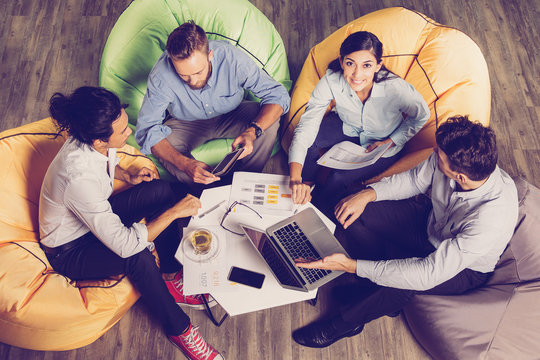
[205,104,209,107]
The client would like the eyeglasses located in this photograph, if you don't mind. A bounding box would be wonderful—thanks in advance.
[220,201,262,235]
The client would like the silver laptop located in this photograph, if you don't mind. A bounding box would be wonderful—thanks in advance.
[240,207,349,292]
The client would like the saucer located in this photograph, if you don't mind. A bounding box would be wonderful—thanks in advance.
[181,230,221,263]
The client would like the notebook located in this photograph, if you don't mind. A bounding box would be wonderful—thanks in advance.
[240,207,349,292]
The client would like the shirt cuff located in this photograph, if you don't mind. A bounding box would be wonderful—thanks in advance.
[137,126,172,155]
[260,98,290,115]
[133,222,150,245]
[368,182,390,202]
[356,259,375,278]
[288,143,308,166]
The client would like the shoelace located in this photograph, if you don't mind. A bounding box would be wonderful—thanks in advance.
[170,278,210,303]
[182,326,215,359]
[172,279,184,291]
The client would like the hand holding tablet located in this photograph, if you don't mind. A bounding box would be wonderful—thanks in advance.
[212,147,245,177]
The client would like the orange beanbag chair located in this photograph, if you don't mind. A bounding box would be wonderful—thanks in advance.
[282,7,490,182]
[0,118,157,350]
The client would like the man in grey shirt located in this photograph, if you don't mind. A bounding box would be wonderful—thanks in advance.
[135,21,290,185]
[292,115,518,348]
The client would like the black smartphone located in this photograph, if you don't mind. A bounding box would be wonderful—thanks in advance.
[227,266,265,289]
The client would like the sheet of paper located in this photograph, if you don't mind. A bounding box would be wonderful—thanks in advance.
[176,225,237,295]
[316,141,392,170]
[229,172,294,215]
[176,185,337,316]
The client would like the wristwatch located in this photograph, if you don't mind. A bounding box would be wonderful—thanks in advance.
[248,122,263,138]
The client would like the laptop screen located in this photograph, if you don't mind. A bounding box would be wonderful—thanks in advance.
[241,226,304,289]
[242,226,267,253]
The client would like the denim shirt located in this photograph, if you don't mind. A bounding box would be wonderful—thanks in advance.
[135,40,290,155]
[288,69,430,165]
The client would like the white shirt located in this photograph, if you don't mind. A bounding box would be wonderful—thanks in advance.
[358,153,518,290]
[288,69,430,165]
[39,138,149,258]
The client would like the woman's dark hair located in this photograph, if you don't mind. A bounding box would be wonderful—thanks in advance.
[328,31,395,82]
[49,86,127,145]
[436,115,498,181]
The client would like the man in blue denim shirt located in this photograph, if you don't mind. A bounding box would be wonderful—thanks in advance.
[135,21,290,185]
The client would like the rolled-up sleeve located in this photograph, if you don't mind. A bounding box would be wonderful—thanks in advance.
[356,203,515,290]
[370,153,436,201]
[388,81,430,147]
[235,48,290,114]
[64,178,150,258]
[135,74,173,155]
[288,75,333,165]
[355,238,475,290]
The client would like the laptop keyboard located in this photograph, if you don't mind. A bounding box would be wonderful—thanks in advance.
[260,241,304,288]
[273,222,331,284]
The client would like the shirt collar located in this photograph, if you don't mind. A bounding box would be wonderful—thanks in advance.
[370,81,386,98]
[69,137,117,165]
[205,57,217,88]
[453,166,500,200]
[204,41,218,89]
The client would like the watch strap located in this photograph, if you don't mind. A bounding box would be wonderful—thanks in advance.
[248,122,263,138]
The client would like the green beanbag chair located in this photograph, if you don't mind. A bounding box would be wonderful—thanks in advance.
[99,0,291,180]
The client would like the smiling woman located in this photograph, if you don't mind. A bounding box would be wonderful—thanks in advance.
[287,30,430,209]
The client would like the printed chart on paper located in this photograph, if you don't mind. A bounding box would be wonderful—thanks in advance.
[230,172,294,215]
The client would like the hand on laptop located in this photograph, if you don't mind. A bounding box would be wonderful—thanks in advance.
[295,253,356,274]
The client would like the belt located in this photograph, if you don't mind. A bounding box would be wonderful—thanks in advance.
[40,236,88,256]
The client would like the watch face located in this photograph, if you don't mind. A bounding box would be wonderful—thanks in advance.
[250,123,262,138]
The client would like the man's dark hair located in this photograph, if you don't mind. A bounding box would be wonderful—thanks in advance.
[166,21,209,60]
[49,86,127,145]
[436,115,497,181]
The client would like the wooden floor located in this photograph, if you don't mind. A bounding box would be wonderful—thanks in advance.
[0,0,538,359]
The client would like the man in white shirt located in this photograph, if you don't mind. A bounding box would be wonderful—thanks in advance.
[292,116,518,348]
[40,87,224,360]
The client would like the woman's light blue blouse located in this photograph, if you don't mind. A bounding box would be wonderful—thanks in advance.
[288,69,430,165]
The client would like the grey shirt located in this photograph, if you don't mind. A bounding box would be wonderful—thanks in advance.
[359,153,518,290]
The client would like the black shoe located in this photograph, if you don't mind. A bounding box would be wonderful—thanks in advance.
[292,317,364,348]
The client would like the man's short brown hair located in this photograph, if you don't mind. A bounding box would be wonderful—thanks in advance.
[436,115,498,181]
[166,21,209,60]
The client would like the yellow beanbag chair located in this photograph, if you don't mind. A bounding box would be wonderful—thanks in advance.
[0,118,157,350]
[282,7,490,182]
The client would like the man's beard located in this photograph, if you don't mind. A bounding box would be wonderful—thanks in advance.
[188,62,212,90]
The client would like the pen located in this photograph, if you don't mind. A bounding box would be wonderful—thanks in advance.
[198,200,226,219]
